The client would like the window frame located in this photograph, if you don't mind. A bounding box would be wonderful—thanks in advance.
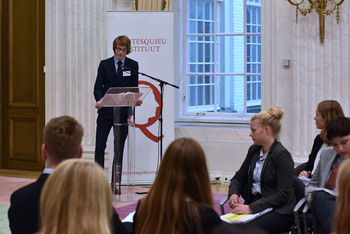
[181,0,261,122]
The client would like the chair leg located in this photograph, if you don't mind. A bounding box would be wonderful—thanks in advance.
[293,211,302,234]
[303,212,309,234]
[219,195,228,215]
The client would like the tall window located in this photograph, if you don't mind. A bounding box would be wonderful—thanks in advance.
[184,0,261,116]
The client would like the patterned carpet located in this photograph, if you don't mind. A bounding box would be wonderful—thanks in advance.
[116,193,228,219]
[0,176,37,234]
[0,205,10,234]
[0,176,229,233]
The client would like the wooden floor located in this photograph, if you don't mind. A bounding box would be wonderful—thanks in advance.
[0,169,229,194]
[211,183,229,194]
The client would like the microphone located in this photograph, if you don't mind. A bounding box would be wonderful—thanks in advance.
[121,65,129,71]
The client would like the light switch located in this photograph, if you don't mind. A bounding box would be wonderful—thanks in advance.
[283,59,290,67]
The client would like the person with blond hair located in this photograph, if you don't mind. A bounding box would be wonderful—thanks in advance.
[133,138,222,234]
[299,100,344,179]
[37,159,113,234]
[333,158,350,234]
[228,107,295,233]
[8,116,84,234]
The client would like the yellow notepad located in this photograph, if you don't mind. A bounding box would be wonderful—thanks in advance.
[220,208,273,224]
[222,213,248,222]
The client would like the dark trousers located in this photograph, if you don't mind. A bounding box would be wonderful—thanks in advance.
[247,210,294,234]
[311,191,336,234]
[95,108,128,184]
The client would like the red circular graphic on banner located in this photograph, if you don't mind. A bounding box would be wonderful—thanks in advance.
[131,80,163,142]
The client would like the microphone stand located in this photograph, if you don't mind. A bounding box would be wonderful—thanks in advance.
[123,66,179,160]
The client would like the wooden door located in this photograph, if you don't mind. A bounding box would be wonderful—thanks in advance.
[1,0,45,170]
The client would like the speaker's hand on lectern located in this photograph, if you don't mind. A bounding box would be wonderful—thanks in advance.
[95,100,102,109]
[135,99,143,106]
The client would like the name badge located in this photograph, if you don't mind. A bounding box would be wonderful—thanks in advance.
[123,71,131,77]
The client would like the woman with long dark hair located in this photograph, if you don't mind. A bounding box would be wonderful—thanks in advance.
[134,138,221,234]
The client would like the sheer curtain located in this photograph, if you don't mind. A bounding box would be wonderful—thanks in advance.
[45,0,112,160]
[134,0,172,10]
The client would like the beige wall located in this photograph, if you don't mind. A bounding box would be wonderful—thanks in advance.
[45,0,350,183]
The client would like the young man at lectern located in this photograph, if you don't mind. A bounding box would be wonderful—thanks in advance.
[94,35,139,194]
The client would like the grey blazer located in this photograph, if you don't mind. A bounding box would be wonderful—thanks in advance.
[308,146,337,188]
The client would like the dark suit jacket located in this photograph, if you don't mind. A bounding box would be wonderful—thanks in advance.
[94,56,139,122]
[228,141,295,215]
[8,173,128,234]
[304,135,324,173]
[8,173,49,234]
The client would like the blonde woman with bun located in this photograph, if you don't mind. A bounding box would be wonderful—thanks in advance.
[37,159,115,234]
[228,107,295,233]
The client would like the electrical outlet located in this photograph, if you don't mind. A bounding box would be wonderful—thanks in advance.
[223,175,232,183]
[210,174,221,184]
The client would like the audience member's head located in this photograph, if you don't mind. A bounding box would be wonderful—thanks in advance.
[327,116,350,141]
[316,100,344,144]
[250,107,284,140]
[42,116,83,168]
[38,159,113,234]
[135,137,214,234]
[327,117,350,159]
[334,158,350,234]
[211,223,269,234]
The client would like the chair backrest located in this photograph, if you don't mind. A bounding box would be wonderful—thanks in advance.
[293,176,314,234]
[293,176,306,201]
[294,162,307,177]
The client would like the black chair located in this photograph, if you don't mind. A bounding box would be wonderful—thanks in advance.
[291,176,310,234]
[293,163,314,234]
[293,192,313,234]
[293,176,306,201]
[219,195,228,215]
[294,162,307,177]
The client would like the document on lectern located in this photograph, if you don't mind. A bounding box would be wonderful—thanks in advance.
[220,208,272,224]
[99,91,143,107]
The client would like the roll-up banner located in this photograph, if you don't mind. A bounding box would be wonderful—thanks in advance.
[107,11,175,184]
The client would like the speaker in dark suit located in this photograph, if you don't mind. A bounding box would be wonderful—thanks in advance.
[94,35,139,194]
